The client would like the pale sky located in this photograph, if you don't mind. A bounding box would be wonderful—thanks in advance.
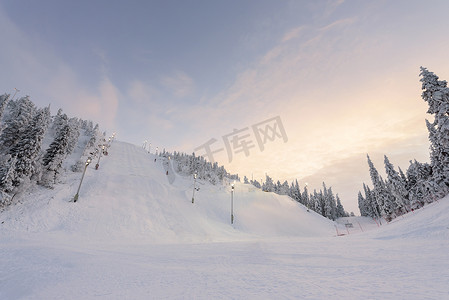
[1,0,449,213]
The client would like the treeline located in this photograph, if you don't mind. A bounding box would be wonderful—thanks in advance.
[0,94,104,207]
[159,149,240,185]
[359,67,449,221]
[245,175,349,221]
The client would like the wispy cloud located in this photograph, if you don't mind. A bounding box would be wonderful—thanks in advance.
[281,26,304,43]
[161,71,195,98]
[0,4,119,131]
[318,17,356,32]
[321,0,346,19]
[45,65,119,130]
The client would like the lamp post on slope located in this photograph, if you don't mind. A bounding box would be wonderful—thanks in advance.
[95,145,105,170]
[73,157,91,202]
[231,183,235,224]
[192,173,197,203]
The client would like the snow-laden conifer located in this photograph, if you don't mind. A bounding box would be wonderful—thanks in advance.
[9,107,50,187]
[384,155,409,215]
[0,96,36,153]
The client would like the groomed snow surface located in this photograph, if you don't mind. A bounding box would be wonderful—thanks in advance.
[1,141,448,299]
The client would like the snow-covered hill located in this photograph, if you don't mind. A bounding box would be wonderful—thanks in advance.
[0,141,335,244]
[0,141,448,299]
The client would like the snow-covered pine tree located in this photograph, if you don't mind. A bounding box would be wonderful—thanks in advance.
[311,190,318,213]
[294,180,302,204]
[0,96,36,153]
[274,180,281,194]
[367,155,396,219]
[279,180,289,195]
[420,67,449,197]
[66,117,81,155]
[336,194,346,218]
[40,124,71,187]
[363,183,377,218]
[9,106,50,187]
[0,94,10,129]
[302,185,310,210]
[288,181,295,199]
[0,155,17,194]
[358,191,367,216]
[51,108,66,136]
[327,187,337,220]
[367,155,386,216]
[415,160,435,203]
[379,177,395,220]
[406,160,426,209]
[313,190,323,215]
[322,183,332,219]
[384,155,409,215]
[262,175,274,192]
[398,167,408,187]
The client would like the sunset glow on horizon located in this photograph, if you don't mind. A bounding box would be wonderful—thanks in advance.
[1,0,449,213]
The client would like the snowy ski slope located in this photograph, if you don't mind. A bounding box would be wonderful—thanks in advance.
[0,141,448,299]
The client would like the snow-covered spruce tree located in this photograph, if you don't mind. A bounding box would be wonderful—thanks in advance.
[293,180,303,204]
[274,180,281,193]
[379,177,396,220]
[279,180,290,195]
[420,67,449,197]
[9,107,50,187]
[311,190,318,213]
[398,167,408,187]
[414,160,434,203]
[0,96,36,153]
[287,180,297,202]
[50,108,66,135]
[262,175,274,192]
[359,185,378,218]
[322,183,333,220]
[0,155,17,195]
[322,182,328,215]
[313,190,323,215]
[358,191,367,216]
[40,124,71,187]
[405,160,434,209]
[362,183,377,218]
[336,194,347,218]
[288,182,295,199]
[367,155,396,219]
[66,117,81,155]
[0,94,10,129]
[384,155,409,215]
[325,186,337,220]
[302,185,310,209]
[406,160,422,209]
[367,155,385,217]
